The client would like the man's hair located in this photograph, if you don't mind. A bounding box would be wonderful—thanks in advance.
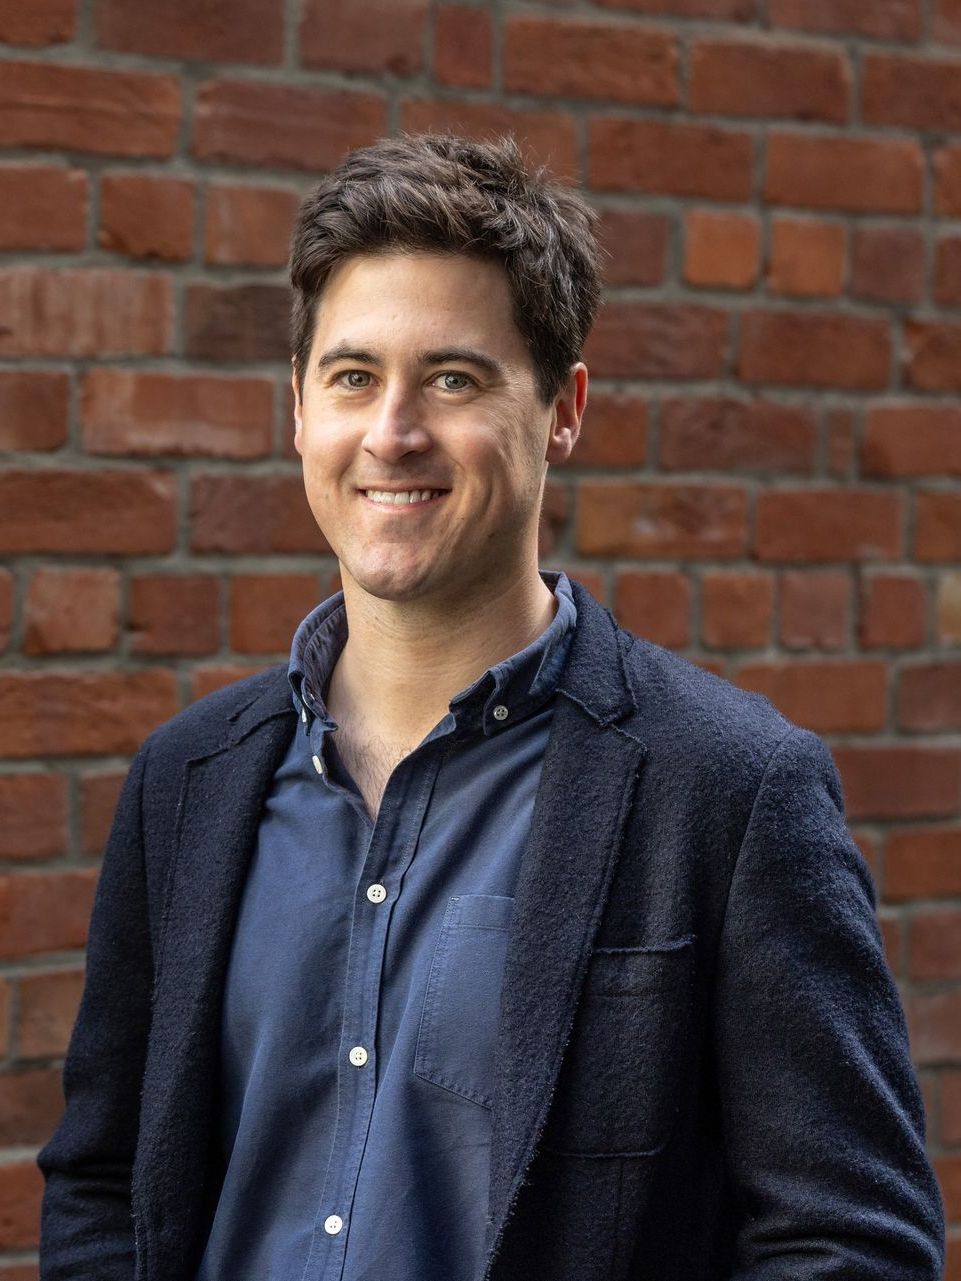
[289,132,602,405]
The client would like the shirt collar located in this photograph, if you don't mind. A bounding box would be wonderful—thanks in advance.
[287,570,577,740]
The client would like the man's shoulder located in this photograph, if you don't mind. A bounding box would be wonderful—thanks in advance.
[142,663,291,762]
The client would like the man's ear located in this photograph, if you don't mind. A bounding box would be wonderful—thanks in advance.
[291,361,304,456]
[545,363,588,466]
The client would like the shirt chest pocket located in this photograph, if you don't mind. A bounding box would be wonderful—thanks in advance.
[413,893,514,1110]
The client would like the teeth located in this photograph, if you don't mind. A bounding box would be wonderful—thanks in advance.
[365,489,444,504]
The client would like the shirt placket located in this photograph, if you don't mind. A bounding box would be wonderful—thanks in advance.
[302,725,449,1281]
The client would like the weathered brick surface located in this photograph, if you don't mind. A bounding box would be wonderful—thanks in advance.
[0,0,958,1236]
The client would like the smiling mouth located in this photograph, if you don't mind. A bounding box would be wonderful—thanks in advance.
[361,488,449,507]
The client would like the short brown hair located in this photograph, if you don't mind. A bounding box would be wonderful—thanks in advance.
[289,132,601,405]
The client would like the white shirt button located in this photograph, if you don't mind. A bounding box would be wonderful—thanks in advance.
[312,754,324,776]
[349,1045,368,1067]
[493,704,509,721]
[324,1214,343,1235]
[367,883,387,904]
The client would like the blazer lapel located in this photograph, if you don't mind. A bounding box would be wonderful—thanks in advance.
[135,672,296,1277]
[485,584,648,1272]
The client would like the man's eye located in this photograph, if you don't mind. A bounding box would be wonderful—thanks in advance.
[340,370,371,389]
[434,372,473,392]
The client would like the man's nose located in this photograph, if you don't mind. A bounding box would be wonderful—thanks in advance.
[361,387,432,460]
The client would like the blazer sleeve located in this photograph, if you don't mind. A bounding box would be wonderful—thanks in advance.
[712,725,945,1280]
[37,739,155,1281]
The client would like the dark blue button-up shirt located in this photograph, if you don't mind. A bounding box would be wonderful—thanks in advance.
[195,570,577,1281]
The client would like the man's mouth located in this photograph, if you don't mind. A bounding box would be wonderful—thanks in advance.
[361,489,449,506]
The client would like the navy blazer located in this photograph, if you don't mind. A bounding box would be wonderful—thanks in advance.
[38,579,945,1280]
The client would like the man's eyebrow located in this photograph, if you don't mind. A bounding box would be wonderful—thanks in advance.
[419,348,504,378]
[314,343,380,371]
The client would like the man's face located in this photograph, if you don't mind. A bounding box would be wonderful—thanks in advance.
[293,250,584,608]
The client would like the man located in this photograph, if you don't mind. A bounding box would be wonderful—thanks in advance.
[38,133,944,1280]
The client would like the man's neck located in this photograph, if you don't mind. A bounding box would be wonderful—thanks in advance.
[325,569,559,745]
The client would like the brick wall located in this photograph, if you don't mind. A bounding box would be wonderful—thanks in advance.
[1,0,960,1273]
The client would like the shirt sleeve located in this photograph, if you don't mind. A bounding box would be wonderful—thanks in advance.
[712,724,945,1279]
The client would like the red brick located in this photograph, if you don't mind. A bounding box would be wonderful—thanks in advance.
[0,1071,61,1156]
[81,369,273,460]
[18,968,84,1058]
[939,573,961,644]
[935,145,961,215]
[128,574,221,657]
[779,571,850,651]
[701,571,773,649]
[0,268,172,358]
[193,80,386,171]
[916,492,961,563]
[0,1159,43,1250]
[566,392,648,468]
[863,53,961,132]
[99,173,194,261]
[0,872,98,961]
[683,211,760,289]
[908,989,961,1064]
[301,0,425,73]
[905,321,961,392]
[886,828,961,901]
[0,470,175,554]
[898,663,961,732]
[689,37,849,122]
[0,165,86,251]
[23,567,120,656]
[190,664,269,701]
[0,0,76,44]
[435,6,492,89]
[0,571,10,654]
[504,17,677,106]
[660,398,816,474]
[860,575,926,650]
[832,746,961,821]
[768,0,921,39]
[590,118,753,200]
[0,776,66,861]
[79,769,124,856]
[0,61,180,157]
[191,474,329,555]
[735,660,887,732]
[826,408,857,481]
[755,489,902,563]
[936,1154,961,1221]
[943,1069,961,1143]
[863,405,961,479]
[204,183,299,268]
[738,311,890,390]
[586,303,729,379]
[765,134,923,214]
[0,671,177,759]
[851,226,924,305]
[936,0,961,42]
[402,100,579,181]
[597,209,670,286]
[936,237,961,306]
[909,910,961,982]
[184,283,290,363]
[96,0,283,63]
[230,575,319,654]
[577,482,748,558]
[768,218,845,298]
[0,978,8,1056]
[0,371,69,452]
[614,571,692,648]
[0,1267,38,1281]
[596,0,753,15]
